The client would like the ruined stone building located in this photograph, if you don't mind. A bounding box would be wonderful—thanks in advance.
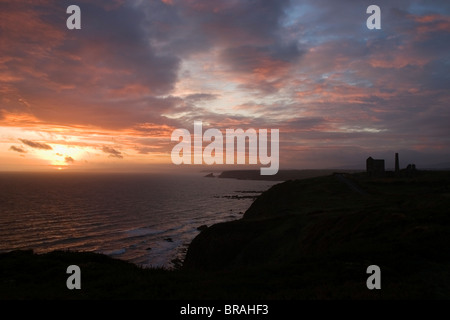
[366,157,385,176]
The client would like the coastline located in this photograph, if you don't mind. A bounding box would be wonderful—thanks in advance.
[2,170,450,299]
[0,172,275,269]
[216,169,362,181]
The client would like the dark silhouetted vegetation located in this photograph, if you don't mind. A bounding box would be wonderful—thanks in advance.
[2,171,450,299]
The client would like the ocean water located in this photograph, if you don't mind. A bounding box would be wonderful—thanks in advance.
[0,172,277,268]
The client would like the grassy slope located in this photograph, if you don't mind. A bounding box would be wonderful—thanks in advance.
[184,171,450,298]
[1,171,450,299]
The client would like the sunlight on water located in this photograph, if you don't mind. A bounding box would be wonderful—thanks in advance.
[0,172,277,268]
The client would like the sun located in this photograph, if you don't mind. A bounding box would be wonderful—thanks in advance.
[34,144,87,168]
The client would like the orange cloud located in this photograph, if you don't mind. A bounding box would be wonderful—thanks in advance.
[65,156,75,163]
[9,145,27,153]
[368,52,429,69]
[412,14,450,37]
[19,139,52,150]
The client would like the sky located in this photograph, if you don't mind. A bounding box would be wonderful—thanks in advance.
[0,0,449,172]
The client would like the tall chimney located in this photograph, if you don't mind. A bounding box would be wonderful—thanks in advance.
[395,153,400,174]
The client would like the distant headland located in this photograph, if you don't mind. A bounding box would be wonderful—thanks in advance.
[215,169,361,181]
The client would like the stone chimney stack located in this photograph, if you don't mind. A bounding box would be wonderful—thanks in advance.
[395,153,400,174]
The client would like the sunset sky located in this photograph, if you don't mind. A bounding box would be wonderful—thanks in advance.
[0,0,449,172]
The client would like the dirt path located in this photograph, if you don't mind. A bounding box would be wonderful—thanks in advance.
[334,174,368,195]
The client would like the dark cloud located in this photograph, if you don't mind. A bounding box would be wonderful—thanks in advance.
[284,117,327,130]
[19,139,52,150]
[137,0,302,94]
[181,0,292,46]
[0,0,181,130]
[185,93,220,102]
[76,2,179,95]
[65,156,74,163]
[135,146,164,155]
[220,44,301,74]
[9,145,27,153]
[102,146,123,159]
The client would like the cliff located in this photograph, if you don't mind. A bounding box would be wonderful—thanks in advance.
[183,172,450,297]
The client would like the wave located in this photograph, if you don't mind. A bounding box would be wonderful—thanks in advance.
[124,227,163,238]
[103,248,126,256]
[0,173,277,268]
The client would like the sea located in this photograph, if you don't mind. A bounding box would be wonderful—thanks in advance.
[0,172,277,268]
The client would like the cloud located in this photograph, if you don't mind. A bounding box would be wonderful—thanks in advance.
[65,156,74,163]
[1,0,449,170]
[135,146,163,155]
[185,93,219,102]
[0,1,181,130]
[219,44,302,93]
[9,145,27,153]
[102,146,123,159]
[19,139,52,150]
